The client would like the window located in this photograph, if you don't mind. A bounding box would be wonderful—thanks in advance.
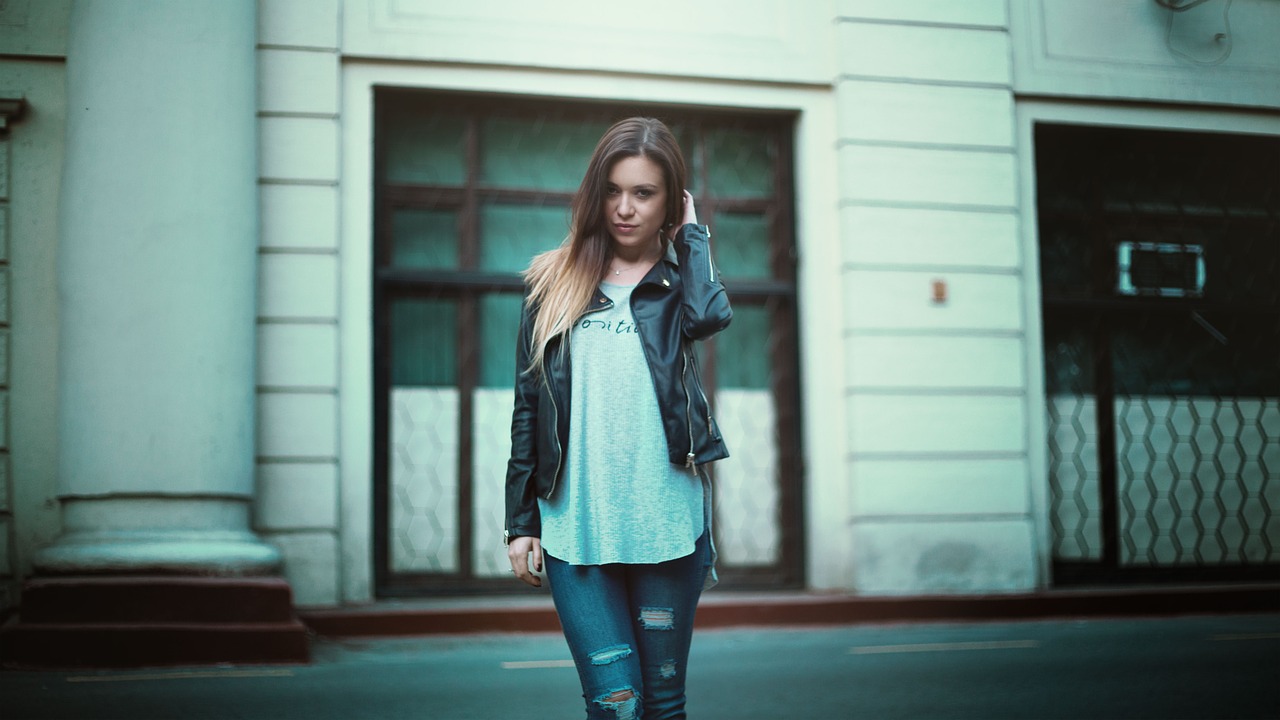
[373,90,802,594]
[1037,123,1280,582]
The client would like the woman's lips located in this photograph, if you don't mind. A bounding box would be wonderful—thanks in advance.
[613,223,638,234]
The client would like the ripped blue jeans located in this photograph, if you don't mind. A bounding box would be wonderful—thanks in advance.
[545,530,711,720]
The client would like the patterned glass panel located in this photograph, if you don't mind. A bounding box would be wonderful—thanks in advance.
[472,388,515,577]
[1115,397,1279,566]
[714,212,770,279]
[714,389,780,566]
[478,203,570,273]
[1047,395,1103,561]
[383,112,466,186]
[479,118,609,191]
[390,388,459,572]
[712,303,778,566]
[391,209,458,269]
[706,128,774,199]
[391,299,456,387]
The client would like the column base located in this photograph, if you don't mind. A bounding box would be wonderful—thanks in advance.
[34,530,282,576]
[33,496,282,576]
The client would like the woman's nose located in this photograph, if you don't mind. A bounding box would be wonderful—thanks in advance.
[617,195,634,216]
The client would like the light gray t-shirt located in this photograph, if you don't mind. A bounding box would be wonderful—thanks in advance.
[538,281,704,565]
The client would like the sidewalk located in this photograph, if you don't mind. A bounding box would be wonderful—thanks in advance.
[299,583,1280,637]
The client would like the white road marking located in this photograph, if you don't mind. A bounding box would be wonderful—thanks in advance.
[66,669,295,683]
[850,640,1040,655]
[501,659,576,669]
[1211,633,1280,641]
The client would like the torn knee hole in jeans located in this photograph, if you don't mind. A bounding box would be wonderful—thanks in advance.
[588,644,632,666]
[659,658,677,679]
[638,607,675,631]
[595,687,638,719]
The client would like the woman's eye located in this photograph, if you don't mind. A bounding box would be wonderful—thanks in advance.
[636,190,653,198]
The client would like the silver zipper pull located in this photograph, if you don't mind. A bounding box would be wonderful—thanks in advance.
[686,452,697,476]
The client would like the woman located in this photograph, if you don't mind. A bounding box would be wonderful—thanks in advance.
[504,116,732,719]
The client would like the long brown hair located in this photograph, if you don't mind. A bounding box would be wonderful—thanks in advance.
[522,117,687,376]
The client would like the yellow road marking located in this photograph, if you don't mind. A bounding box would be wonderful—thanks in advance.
[850,640,1040,655]
[1211,633,1280,641]
[66,669,295,683]
[501,659,576,669]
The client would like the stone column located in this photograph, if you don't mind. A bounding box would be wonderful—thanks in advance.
[36,0,278,575]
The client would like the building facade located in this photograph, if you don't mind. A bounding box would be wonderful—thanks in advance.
[0,0,1276,610]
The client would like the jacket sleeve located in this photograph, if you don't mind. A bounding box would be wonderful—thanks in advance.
[504,296,542,541]
[673,223,733,340]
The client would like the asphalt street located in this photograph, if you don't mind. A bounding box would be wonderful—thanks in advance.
[3,613,1278,719]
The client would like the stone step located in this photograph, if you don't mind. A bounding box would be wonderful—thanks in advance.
[16,576,297,624]
[0,576,310,668]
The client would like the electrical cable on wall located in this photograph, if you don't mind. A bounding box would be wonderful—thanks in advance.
[1155,0,1235,66]
[1154,0,1215,11]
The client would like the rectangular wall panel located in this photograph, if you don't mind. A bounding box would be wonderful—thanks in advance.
[852,457,1029,516]
[258,254,338,320]
[849,394,1027,456]
[847,335,1025,390]
[837,22,1012,84]
[836,0,1008,27]
[838,81,1014,148]
[844,270,1023,333]
[851,518,1037,593]
[257,392,339,458]
[839,145,1017,209]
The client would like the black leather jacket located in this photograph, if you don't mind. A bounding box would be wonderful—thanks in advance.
[504,224,732,542]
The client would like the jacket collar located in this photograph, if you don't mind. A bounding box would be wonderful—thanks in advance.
[640,240,679,290]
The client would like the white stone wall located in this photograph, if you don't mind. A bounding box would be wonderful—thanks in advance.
[254,0,344,607]
[836,0,1038,594]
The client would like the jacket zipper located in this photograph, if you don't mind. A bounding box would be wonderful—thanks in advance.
[545,370,562,499]
[688,344,717,441]
[681,346,697,476]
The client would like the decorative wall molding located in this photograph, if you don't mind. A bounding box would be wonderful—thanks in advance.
[1011,0,1280,108]
[343,0,834,86]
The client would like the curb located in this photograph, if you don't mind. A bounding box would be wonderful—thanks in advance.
[300,584,1280,638]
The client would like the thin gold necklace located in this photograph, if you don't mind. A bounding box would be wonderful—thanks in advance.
[611,245,660,276]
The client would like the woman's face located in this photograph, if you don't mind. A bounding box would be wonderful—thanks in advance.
[603,155,667,253]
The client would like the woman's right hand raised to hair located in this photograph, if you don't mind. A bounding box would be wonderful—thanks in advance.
[507,535,544,588]
[679,189,698,228]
